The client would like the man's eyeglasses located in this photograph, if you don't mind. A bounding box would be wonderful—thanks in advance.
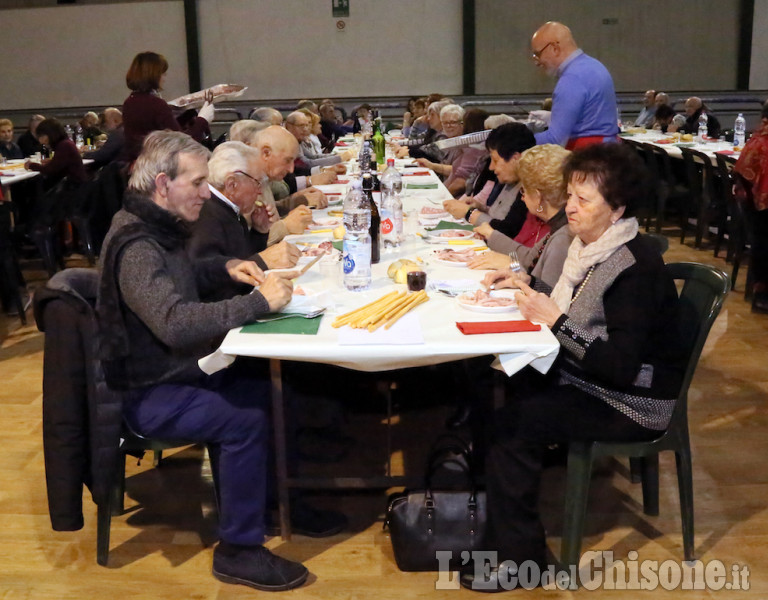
[235,170,262,187]
[531,41,554,60]
[442,120,463,127]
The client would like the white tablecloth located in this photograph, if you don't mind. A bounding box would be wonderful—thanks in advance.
[620,130,739,163]
[217,165,560,376]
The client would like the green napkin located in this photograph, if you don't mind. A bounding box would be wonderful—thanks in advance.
[429,220,474,231]
[240,314,322,335]
[619,132,636,137]
[406,183,439,190]
[674,142,696,148]
[332,240,343,252]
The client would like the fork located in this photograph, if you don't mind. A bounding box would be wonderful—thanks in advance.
[254,308,326,323]
[489,249,522,290]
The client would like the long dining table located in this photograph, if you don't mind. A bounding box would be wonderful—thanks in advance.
[213,152,561,538]
[618,129,741,163]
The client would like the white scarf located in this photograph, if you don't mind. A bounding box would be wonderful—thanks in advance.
[550,217,639,313]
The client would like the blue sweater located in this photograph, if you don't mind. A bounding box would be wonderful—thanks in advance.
[535,50,618,146]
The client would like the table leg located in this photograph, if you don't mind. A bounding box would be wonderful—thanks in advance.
[270,358,292,540]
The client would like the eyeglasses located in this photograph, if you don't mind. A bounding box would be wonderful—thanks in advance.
[531,41,554,60]
[234,170,262,187]
[441,120,463,127]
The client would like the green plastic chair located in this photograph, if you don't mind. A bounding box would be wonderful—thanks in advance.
[560,262,730,574]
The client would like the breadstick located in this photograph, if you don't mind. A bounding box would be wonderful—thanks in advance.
[332,291,398,327]
[359,292,408,327]
[340,293,404,328]
[366,293,414,331]
[383,291,429,330]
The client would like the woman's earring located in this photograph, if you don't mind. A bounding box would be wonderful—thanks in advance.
[536,203,543,213]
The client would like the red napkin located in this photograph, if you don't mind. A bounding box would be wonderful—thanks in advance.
[337,178,349,184]
[325,192,342,196]
[654,139,672,144]
[715,149,735,155]
[403,171,431,176]
[335,142,349,147]
[456,320,541,335]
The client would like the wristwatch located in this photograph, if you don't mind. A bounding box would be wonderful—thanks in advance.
[465,207,476,222]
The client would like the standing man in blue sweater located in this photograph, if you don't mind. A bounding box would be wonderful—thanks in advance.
[531,22,619,150]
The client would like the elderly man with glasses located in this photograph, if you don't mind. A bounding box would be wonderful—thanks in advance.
[530,21,619,150]
[187,141,303,302]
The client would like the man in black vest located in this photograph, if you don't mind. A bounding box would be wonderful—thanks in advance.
[97,131,307,591]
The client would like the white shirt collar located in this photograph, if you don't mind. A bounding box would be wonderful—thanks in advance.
[208,183,240,216]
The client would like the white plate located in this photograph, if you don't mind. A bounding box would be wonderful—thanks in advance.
[326,195,343,205]
[457,289,519,313]
[420,208,450,219]
[426,229,476,242]
[308,217,342,230]
[431,249,477,267]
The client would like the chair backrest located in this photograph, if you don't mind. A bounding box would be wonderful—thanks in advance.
[680,147,717,202]
[642,232,670,255]
[666,262,730,413]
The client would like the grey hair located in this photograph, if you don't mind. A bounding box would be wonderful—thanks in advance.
[250,106,283,124]
[427,99,451,116]
[485,114,516,129]
[229,119,268,144]
[207,141,262,189]
[440,103,465,121]
[128,131,211,196]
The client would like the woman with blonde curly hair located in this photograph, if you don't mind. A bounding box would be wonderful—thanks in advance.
[472,144,573,288]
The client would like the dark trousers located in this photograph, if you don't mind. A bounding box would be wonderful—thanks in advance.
[484,381,660,565]
[752,207,768,289]
[123,368,270,546]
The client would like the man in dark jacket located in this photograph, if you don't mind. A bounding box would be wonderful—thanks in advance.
[97,130,308,592]
[188,141,302,302]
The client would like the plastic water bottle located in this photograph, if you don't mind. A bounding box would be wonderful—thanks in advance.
[342,180,372,291]
[64,124,73,142]
[697,113,708,141]
[734,113,746,148]
[380,159,404,247]
[75,125,84,148]
[380,189,403,248]
[380,158,403,196]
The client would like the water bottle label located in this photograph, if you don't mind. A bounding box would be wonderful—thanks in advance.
[343,239,370,275]
[381,217,394,235]
[343,253,356,274]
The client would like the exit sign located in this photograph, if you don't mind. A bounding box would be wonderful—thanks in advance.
[333,0,350,18]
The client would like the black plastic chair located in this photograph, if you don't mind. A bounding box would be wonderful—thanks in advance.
[642,232,670,256]
[714,153,753,293]
[560,262,730,574]
[679,148,725,249]
[641,143,690,233]
[96,423,202,566]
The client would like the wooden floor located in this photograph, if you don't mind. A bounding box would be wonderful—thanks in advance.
[1,231,766,599]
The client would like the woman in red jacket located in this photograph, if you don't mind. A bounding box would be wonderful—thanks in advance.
[120,51,214,162]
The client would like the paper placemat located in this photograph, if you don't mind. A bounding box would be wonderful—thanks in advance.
[241,315,322,335]
[430,220,474,231]
[337,312,424,345]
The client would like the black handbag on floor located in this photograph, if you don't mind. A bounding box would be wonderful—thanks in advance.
[384,436,486,572]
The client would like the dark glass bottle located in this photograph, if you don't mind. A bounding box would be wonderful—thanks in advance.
[372,117,386,165]
[369,159,381,191]
[361,173,380,264]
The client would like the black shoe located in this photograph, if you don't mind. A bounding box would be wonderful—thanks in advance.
[460,560,544,593]
[212,542,308,591]
[752,293,768,314]
[266,501,348,538]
